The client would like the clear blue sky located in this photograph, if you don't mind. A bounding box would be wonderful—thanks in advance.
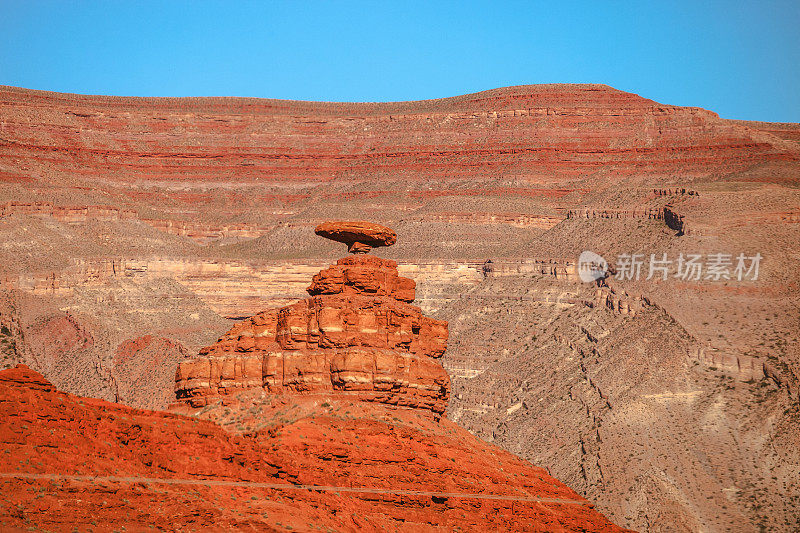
[1,1,798,122]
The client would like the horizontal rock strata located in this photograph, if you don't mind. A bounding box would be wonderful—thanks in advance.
[1,84,794,189]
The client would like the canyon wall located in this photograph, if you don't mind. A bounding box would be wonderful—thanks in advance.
[1,83,799,532]
[2,84,793,188]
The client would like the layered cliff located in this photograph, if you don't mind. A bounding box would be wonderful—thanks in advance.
[0,201,271,244]
[1,84,793,192]
[2,84,799,532]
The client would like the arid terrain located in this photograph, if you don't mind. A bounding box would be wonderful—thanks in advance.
[1,363,629,531]
[0,223,629,531]
[0,83,798,531]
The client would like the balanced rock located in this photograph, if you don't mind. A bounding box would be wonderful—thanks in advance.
[175,224,450,416]
[314,220,396,254]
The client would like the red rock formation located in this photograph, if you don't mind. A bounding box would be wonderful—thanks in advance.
[175,243,450,415]
[0,84,795,193]
[3,83,798,531]
[0,364,627,531]
[0,363,54,391]
[308,255,417,302]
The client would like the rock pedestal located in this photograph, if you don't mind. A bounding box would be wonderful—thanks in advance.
[175,225,450,415]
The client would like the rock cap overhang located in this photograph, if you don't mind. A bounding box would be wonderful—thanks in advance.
[314,221,397,254]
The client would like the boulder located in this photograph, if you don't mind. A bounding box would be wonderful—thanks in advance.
[314,221,396,254]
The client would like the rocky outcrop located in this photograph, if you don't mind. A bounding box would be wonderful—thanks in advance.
[308,254,416,301]
[565,207,665,220]
[175,228,451,415]
[662,205,687,234]
[564,204,696,235]
[652,187,699,197]
[594,286,642,316]
[688,345,800,394]
[482,258,581,281]
[689,346,766,381]
[0,363,55,391]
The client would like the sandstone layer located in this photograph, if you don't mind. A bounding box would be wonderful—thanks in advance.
[315,220,397,253]
[1,84,794,191]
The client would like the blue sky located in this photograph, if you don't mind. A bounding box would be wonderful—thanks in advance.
[1,1,798,122]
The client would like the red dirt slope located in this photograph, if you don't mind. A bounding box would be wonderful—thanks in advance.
[0,364,628,532]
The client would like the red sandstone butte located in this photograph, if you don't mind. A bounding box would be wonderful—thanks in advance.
[175,246,450,415]
[0,83,798,532]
